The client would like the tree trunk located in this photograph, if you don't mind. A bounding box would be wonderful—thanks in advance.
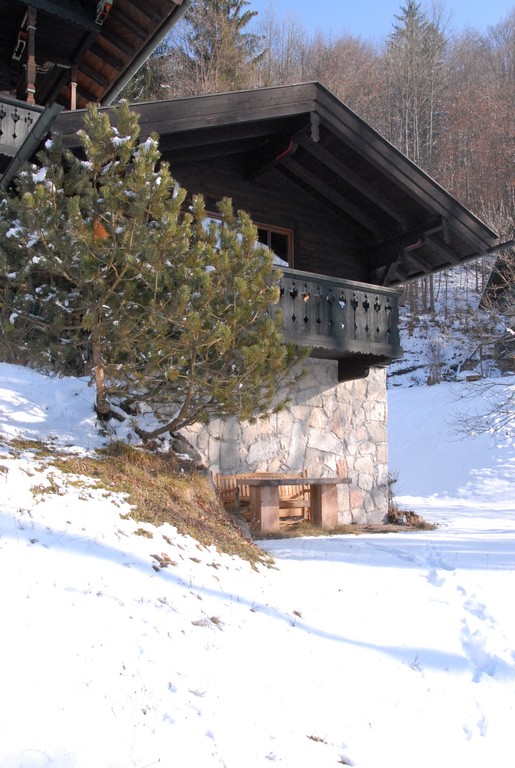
[92,339,110,418]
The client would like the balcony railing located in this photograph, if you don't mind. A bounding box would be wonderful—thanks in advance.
[272,267,403,365]
[0,97,44,158]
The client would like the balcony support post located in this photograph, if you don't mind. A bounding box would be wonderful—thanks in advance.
[25,7,37,105]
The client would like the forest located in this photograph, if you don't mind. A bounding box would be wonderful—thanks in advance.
[124,1,513,244]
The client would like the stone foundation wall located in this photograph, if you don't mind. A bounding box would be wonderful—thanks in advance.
[182,360,389,523]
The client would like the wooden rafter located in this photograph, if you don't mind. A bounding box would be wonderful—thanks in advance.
[124,0,162,24]
[246,137,299,181]
[282,156,387,237]
[295,134,409,227]
[425,235,462,265]
[79,63,110,89]
[109,7,148,42]
[99,27,137,58]
[89,43,125,72]
[405,250,432,274]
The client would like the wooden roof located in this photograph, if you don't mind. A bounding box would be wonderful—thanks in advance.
[0,0,191,109]
[55,82,500,286]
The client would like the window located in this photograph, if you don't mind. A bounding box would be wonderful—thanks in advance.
[256,225,293,267]
[203,213,294,266]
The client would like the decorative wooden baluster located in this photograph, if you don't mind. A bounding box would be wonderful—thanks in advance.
[374,296,381,336]
[289,281,298,322]
[351,292,359,337]
[301,283,310,331]
[362,293,370,334]
[0,105,5,141]
[325,287,333,335]
[338,291,346,331]
[24,111,34,134]
[11,109,20,142]
[385,298,392,337]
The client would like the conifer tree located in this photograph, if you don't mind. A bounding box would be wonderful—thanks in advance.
[161,0,263,97]
[0,102,303,436]
[385,1,448,173]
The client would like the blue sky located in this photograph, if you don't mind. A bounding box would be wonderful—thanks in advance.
[248,0,514,41]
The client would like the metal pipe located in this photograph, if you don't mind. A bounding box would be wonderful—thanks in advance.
[100,0,194,106]
[486,240,515,255]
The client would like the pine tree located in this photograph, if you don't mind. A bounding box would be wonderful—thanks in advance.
[385,1,448,172]
[162,0,264,97]
[0,102,303,435]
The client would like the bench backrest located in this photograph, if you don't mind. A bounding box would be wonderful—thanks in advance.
[214,471,308,511]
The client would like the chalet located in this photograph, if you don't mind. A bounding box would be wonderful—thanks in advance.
[51,83,500,522]
[0,4,501,523]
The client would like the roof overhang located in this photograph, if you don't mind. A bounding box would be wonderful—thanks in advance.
[0,0,192,109]
[0,1,191,188]
[53,82,501,285]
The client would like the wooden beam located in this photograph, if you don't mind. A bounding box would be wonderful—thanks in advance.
[372,262,400,286]
[124,0,162,24]
[156,122,277,155]
[281,156,387,236]
[99,28,136,57]
[246,137,298,181]
[128,87,316,138]
[369,218,442,267]
[296,134,409,227]
[76,83,101,105]
[108,7,148,41]
[405,250,431,274]
[79,62,110,89]
[425,234,462,265]
[89,43,125,72]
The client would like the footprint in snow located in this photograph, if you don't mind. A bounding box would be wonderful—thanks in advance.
[426,550,455,572]
[464,598,493,623]
[426,568,446,587]
[463,706,488,740]
[460,619,498,681]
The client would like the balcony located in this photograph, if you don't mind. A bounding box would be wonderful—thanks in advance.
[0,96,44,157]
[273,268,403,381]
[0,97,62,190]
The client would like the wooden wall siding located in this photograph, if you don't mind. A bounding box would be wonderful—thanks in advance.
[169,157,368,282]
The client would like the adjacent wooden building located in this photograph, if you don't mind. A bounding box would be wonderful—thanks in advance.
[0,0,192,186]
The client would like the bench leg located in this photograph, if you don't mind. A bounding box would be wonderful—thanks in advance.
[250,486,280,533]
[310,484,338,529]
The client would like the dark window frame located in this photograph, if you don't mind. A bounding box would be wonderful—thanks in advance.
[255,224,294,267]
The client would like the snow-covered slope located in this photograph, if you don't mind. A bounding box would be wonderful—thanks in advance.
[0,361,514,768]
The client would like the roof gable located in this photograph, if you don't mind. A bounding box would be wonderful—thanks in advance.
[55,82,500,285]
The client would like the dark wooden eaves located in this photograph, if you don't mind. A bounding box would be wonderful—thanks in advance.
[53,82,499,286]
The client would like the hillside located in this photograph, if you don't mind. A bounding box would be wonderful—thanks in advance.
[0,360,514,768]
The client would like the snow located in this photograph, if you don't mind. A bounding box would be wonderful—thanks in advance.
[0,361,514,768]
[31,167,47,183]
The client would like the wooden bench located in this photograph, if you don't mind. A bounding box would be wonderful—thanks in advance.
[214,471,310,520]
[241,476,351,533]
